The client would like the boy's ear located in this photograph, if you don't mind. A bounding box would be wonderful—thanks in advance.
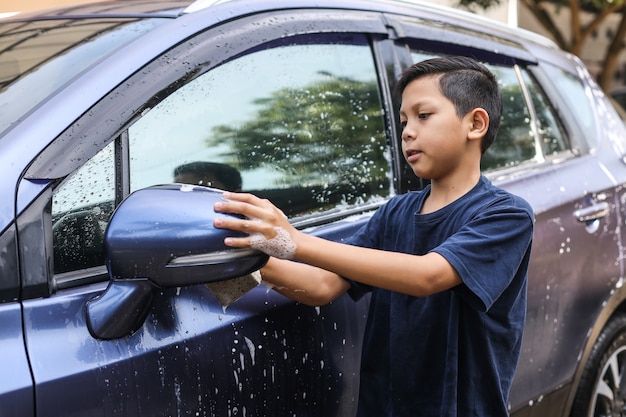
[467,108,489,140]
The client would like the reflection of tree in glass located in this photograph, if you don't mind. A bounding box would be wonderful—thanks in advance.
[482,81,535,171]
[207,77,388,187]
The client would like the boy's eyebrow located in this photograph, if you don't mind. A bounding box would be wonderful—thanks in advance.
[401,100,429,113]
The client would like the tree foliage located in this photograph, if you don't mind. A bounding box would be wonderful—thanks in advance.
[458,0,626,91]
[207,76,389,187]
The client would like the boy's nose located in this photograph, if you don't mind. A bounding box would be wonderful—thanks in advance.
[401,124,416,142]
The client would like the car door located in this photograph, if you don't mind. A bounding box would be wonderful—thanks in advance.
[386,16,625,415]
[501,61,624,415]
[18,8,396,417]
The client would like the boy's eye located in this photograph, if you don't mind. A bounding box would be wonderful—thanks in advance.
[418,113,430,119]
[400,121,407,129]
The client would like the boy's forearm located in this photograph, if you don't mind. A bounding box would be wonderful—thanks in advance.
[259,257,350,307]
[294,232,461,297]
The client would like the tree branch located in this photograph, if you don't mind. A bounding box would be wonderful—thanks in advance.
[520,0,569,50]
[598,3,626,90]
[580,1,624,43]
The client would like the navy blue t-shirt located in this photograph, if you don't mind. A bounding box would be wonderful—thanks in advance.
[346,176,534,417]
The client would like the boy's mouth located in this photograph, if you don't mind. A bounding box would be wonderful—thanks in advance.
[406,149,422,163]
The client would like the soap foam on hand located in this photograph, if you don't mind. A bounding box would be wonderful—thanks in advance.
[206,270,262,309]
[248,226,296,260]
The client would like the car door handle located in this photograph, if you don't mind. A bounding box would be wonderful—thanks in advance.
[573,202,610,223]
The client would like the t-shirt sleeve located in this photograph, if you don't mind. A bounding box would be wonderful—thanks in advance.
[433,197,534,312]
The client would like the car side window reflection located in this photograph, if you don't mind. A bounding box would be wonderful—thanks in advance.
[51,142,115,274]
[542,62,598,148]
[482,65,536,170]
[484,65,567,169]
[127,35,391,218]
[520,69,568,156]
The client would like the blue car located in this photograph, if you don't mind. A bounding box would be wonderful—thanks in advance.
[2,0,626,415]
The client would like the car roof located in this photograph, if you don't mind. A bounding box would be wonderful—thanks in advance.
[4,0,557,51]
[3,0,559,57]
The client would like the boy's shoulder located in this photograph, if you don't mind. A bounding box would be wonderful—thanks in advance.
[379,176,533,220]
[480,177,534,217]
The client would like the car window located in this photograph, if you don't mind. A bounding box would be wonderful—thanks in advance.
[51,142,115,274]
[47,34,391,277]
[128,35,391,218]
[409,50,566,171]
[482,65,536,170]
[541,62,598,148]
[519,69,568,157]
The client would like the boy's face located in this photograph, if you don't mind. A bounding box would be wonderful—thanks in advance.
[399,75,475,181]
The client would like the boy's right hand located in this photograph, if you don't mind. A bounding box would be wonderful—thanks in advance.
[213,192,298,260]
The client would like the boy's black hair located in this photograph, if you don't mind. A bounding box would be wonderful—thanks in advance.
[395,56,502,154]
[173,161,242,191]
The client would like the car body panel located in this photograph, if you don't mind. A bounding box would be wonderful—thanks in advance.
[501,154,622,412]
[0,304,33,416]
[23,220,370,416]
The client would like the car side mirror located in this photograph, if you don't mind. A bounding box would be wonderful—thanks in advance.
[86,184,268,340]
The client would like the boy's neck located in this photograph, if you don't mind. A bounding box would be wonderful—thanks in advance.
[421,171,481,214]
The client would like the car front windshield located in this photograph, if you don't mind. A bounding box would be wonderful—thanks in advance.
[0,17,169,136]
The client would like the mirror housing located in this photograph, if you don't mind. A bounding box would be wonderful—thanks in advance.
[106,184,268,286]
[86,184,269,339]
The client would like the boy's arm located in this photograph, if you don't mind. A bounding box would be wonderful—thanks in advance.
[214,192,462,300]
[260,257,351,306]
[295,233,461,297]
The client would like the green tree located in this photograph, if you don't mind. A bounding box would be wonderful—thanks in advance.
[459,0,626,91]
[207,76,389,188]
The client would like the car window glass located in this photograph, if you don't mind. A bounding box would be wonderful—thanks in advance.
[128,35,391,218]
[483,65,536,170]
[520,69,568,156]
[409,50,538,171]
[541,62,598,148]
[410,51,437,64]
[51,142,115,274]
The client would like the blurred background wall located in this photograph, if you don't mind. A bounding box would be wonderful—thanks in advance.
[0,0,100,15]
[0,0,514,20]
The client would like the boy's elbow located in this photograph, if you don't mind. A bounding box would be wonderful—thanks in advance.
[413,253,462,296]
[415,271,462,297]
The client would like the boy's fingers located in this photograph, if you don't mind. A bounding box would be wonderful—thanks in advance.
[222,192,278,213]
[223,236,251,248]
[213,217,258,233]
[214,200,263,220]
[221,191,249,201]
[222,191,268,206]
[215,198,288,228]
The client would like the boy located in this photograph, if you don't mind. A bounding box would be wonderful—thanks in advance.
[213,56,534,416]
